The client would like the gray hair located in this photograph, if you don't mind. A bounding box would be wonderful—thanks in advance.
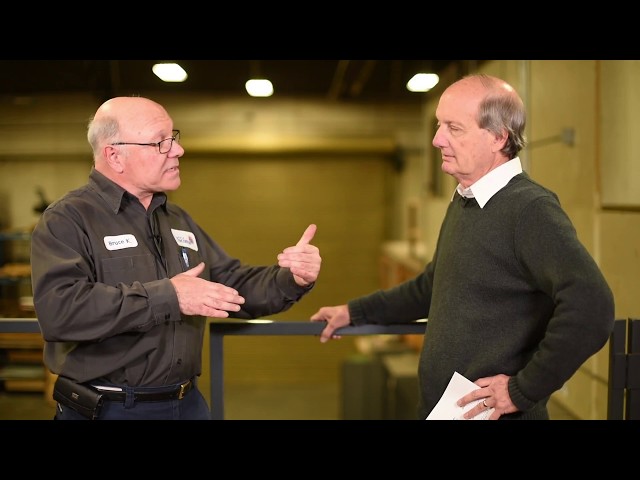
[87,115,120,158]
[469,74,527,159]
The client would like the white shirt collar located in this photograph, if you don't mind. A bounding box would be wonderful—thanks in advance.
[452,157,523,208]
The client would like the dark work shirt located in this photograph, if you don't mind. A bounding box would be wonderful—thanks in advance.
[31,168,311,386]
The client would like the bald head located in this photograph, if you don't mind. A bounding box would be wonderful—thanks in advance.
[94,96,168,123]
[443,74,526,159]
[449,74,518,96]
[87,97,172,156]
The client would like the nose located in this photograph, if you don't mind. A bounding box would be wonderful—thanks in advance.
[173,142,185,156]
[432,126,443,149]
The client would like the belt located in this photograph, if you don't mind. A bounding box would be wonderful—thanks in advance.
[92,378,194,402]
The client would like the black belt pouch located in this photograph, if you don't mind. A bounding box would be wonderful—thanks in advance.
[53,376,104,420]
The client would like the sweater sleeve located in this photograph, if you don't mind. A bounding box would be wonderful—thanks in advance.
[348,265,432,326]
[508,195,615,410]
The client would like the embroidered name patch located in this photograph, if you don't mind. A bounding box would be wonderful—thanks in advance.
[104,234,138,250]
[171,228,198,251]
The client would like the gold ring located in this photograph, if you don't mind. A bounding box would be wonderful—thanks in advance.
[482,399,489,408]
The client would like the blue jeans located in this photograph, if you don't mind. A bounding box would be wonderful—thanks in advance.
[54,384,211,420]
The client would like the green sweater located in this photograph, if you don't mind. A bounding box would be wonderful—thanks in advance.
[348,173,615,419]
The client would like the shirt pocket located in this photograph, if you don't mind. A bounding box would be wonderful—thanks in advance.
[101,254,157,286]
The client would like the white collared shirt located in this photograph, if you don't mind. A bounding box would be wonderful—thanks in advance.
[452,157,523,208]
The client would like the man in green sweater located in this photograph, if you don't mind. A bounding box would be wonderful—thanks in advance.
[310,74,615,420]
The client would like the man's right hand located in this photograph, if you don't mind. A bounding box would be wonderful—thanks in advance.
[170,262,245,317]
[310,305,351,343]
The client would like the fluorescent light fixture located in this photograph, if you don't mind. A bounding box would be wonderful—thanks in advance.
[406,73,439,92]
[152,63,188,82]
[245,79,274,97]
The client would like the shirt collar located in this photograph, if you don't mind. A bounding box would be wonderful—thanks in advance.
[89,167,167,214]
[452,157,523,208]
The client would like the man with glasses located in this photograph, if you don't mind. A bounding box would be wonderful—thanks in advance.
[30,96,322,420]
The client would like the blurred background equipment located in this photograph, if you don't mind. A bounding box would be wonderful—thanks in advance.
[32,187,50,215]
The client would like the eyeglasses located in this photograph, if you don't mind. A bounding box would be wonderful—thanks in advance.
[111,130,180,154]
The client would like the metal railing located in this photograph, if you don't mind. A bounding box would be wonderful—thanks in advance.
[208,319,427,419]
[608,318,640,420]
[0,318,41,334]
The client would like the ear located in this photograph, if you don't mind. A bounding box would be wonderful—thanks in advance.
[491,128,508,153]
[104,145,125,173]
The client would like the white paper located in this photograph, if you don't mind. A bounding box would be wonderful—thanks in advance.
[426,371,494,420]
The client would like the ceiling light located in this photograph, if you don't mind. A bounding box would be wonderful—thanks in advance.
[406,73,439,92]
[245,79,274,97]
[152,63,188,83]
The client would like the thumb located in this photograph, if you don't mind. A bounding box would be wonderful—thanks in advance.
[296,223,317,246]
[182,261,205,277]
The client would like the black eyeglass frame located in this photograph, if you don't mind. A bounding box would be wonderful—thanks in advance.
[111,130,180,154]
